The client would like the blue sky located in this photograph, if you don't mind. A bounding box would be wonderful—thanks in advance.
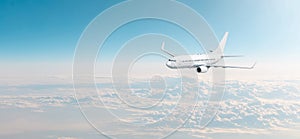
[0,0,115,62]
[0,0,300,78]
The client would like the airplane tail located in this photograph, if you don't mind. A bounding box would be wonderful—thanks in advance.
[208,32,228,59]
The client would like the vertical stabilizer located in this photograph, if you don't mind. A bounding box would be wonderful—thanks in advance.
[209,32,228,59]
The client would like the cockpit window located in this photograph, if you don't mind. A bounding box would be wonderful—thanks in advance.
[168,59,176,62]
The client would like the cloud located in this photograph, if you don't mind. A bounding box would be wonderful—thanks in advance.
[0,78,299,138]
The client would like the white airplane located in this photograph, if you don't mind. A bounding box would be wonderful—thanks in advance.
[162,32,256,73]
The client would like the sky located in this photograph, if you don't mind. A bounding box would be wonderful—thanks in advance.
[1,0,300,80]
[0,1,300,139]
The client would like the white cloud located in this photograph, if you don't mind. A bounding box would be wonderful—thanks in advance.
[0,78,299,138]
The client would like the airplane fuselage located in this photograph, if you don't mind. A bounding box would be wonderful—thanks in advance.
[166,54,218,69]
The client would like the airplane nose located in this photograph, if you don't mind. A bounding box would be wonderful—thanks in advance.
[166,61,174,68]
[166,61,171,67]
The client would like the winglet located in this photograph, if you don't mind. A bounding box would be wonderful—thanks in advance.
[161,42,175,57]
[241,62,257,69]
[244,62,257,69]
[161,41,165,50]
[250,62,257,69]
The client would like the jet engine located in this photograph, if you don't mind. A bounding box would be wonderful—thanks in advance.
[196,66,208,73]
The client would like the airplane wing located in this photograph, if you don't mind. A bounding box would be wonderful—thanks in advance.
[210,62,256,69]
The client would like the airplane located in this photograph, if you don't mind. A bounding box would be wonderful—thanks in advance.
[162,32,256,73]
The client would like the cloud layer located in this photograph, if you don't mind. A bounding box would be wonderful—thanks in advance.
[0,78,299,138]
